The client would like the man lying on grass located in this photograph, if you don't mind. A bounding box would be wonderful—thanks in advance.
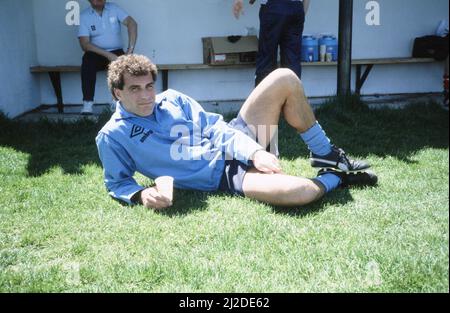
[96,54,377,210]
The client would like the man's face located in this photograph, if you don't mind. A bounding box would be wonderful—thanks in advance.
[89,0,106,10]
[114,73,156,117]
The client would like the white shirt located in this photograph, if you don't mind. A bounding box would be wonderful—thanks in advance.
[78,2,129,51]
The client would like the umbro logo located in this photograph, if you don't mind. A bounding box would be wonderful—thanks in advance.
[130,125,153,143]
[130,125,144,138]
[91,25,96,31]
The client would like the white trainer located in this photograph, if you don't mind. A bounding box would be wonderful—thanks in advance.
[81,101,94,115]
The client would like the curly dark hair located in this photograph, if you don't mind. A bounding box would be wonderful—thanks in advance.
[107,54,158,100]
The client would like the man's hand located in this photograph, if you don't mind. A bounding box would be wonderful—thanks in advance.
[233,0,256,19]
[140,187,173,210]
[233,0,244,19]
[252,150,282,174]
[107,52,119,62]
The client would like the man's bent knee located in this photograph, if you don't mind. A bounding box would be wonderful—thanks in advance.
[272,68,300,81]
[269,68,302,91]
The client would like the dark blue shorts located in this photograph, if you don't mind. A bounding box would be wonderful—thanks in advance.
[218,159,251,197]
[218,115,257,196]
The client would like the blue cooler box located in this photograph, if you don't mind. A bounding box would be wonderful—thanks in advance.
[319,35,338,61]
[301,35,319,62]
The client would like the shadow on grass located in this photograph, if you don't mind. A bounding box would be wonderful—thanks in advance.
[270,182,380,217]
[155,189,211,217]
[0,112,110,176]
[113,188,211,216]
[278,96,449,163]
[153,187,357,218]
[270,188,354,217]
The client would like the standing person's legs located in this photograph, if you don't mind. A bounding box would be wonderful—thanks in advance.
[280,8,304,79]
[255,5,284,87]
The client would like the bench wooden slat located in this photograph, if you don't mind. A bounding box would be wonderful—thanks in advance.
[158,63,254,70]
[32,57,436,74]
[158,58,436,69]
[352,57,435,65]
[30,66,81,73]
[30,57,437,73]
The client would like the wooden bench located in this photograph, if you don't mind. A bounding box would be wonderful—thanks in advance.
[30,66,80,113]
[30,57,435,113]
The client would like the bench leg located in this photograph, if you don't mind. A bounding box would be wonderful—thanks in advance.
[162,70,169,91]
[48,72,64,114]
[355,64,374,95]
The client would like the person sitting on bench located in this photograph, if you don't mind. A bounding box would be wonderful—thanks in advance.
[78,0,137,115]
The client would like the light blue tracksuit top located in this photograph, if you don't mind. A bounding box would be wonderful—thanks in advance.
[96,89,263,204]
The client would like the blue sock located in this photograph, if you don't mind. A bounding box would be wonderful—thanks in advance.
[300,122,332,156]
[314,173,342,193]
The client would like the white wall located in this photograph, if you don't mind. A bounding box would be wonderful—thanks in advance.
[0,0,40,118]
[350,0,448,95]
[14,0,450,109]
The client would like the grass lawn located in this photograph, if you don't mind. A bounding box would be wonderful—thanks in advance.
[0,98,448,292]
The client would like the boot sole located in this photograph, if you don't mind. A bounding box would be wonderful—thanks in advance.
[313,166,370,174]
